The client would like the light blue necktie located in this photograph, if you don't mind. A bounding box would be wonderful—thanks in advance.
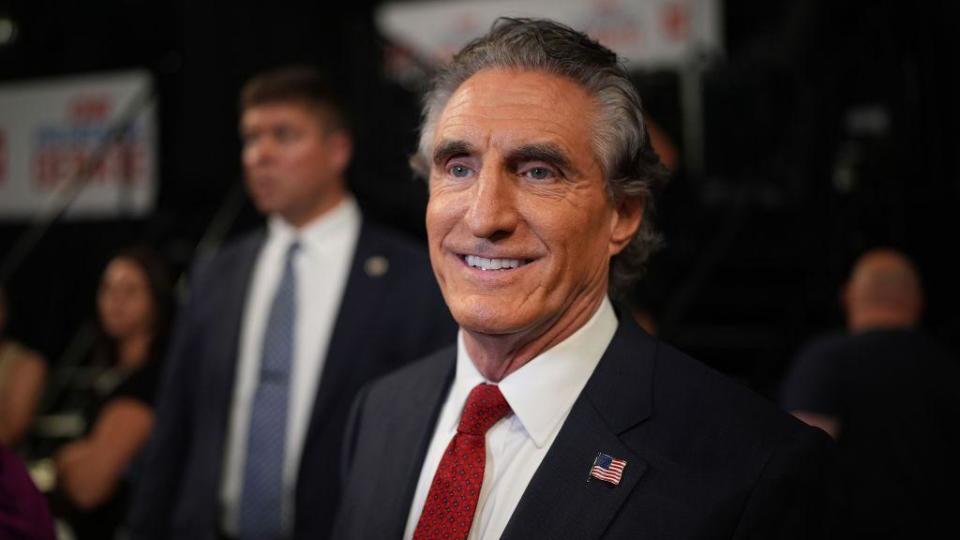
[239,241,299,540]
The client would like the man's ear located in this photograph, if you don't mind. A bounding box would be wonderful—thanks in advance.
[609,196,644,256]
[839,281,851,313]
[330,130,353,174]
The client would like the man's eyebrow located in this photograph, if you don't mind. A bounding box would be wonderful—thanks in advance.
[432,140,475,166]
[506,143,579,176]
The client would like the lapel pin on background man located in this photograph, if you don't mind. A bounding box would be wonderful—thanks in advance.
[127,66,455,540]
[333,18,835,540]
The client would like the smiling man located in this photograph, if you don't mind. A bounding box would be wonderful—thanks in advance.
[333,19,834,540]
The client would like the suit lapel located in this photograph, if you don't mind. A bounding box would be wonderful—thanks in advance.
[207,232,264,407]
[501,317,657,540]
[305,220,391,438]
[202,232,265,492]
[382,351,457,537]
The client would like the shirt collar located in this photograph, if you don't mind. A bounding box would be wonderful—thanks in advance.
[266,196,359,251]
[450,296,618,447]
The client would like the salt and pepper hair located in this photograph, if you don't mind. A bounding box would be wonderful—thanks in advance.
[411,17,670,293]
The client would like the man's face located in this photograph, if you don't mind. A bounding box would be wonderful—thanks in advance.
[425,68,641,339]
[241,102,350,226]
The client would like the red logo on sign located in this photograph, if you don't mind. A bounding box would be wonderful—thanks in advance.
[662,3,690,42]
[68,95,113,123]
[31,140,146,190]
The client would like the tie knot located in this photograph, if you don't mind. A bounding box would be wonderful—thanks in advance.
[286,241,301,258]
[457,384,511,436]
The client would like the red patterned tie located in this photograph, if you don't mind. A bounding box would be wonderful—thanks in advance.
[413,383,512,540]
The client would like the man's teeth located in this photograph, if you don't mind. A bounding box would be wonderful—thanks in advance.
[465,255,524,271]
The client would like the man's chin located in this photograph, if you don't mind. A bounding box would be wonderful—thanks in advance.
[249,198,276,215]
[450,304,532,337]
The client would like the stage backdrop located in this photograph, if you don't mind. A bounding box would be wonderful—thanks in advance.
[0,70,157,220]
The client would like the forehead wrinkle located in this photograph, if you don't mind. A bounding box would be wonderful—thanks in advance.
[437,114,583,163]
[450,67,588,107]
[440,99,556,124]
[440,72,594,127]
[435,120,492,154]
[433,69,604,174]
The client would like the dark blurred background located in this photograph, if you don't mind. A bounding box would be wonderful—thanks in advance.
[1,0,957,398]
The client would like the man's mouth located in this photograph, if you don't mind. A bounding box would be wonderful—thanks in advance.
[462,254,530,271]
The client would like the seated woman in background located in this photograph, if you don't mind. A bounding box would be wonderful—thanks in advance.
[0,286,48,448]
[54,247,173,540]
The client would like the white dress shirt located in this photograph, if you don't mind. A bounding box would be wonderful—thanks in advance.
[220,197,360,535]
[403,297,618,540]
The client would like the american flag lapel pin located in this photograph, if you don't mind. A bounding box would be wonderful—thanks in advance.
[588,452,627,486]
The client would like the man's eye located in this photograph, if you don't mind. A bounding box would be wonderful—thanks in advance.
[275,128,297,142]
[448,164,473,178]
[524,166,554,180]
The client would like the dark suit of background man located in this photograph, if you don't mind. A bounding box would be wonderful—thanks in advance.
[333,18,834,540]
[782,248,960,539]
[128,66,455,540]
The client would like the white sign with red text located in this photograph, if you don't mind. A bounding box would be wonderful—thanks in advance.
[377,0,721,72]
[0,70,156,219]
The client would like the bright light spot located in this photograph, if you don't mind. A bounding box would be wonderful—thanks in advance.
[0,18,18,46]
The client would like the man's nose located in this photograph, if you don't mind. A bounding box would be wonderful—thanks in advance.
[464,168,519,239]
[244,138,274,167]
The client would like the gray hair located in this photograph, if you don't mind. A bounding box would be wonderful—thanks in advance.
[411,17,670,294]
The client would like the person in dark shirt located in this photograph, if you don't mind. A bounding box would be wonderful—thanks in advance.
[54,247,173,540]
[781,248,960,538]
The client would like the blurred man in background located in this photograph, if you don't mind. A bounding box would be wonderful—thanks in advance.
[129,66,454,540]
[782,248,960,538]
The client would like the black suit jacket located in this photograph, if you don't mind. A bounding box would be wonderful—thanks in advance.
[333,313,835,539]
[128,220,456,540]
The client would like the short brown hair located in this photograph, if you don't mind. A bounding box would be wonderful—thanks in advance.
[239,65,349,131]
